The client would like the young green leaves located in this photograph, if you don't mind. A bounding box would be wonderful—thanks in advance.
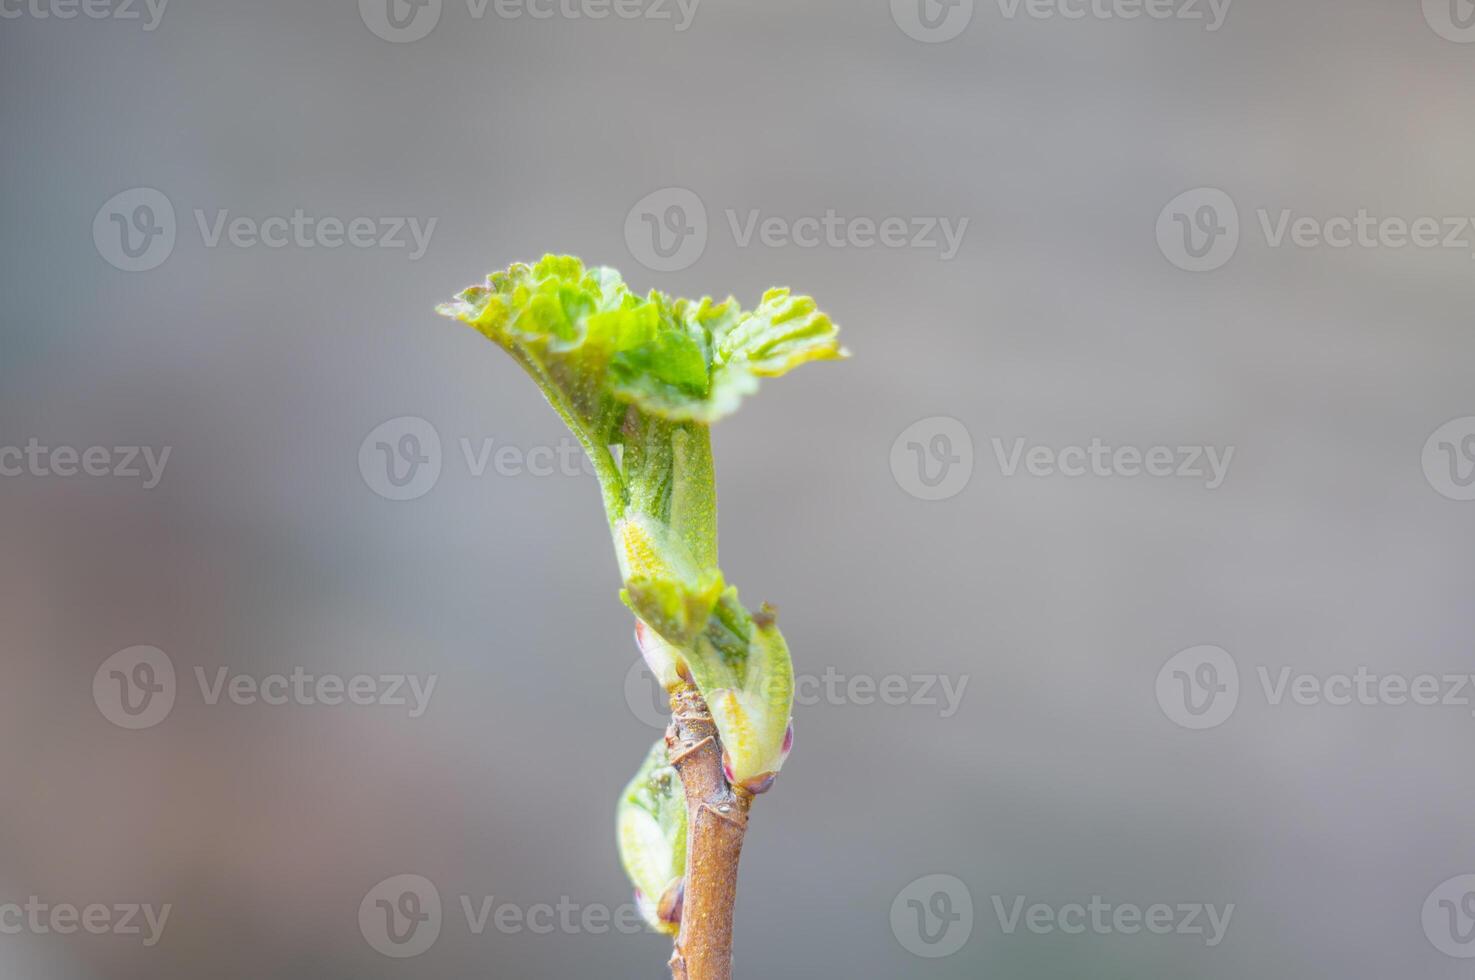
[437,255,843,790]
[617,740,687,934]
[434,255,844,442]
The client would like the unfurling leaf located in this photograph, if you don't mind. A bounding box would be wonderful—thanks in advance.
[437,255,845,431]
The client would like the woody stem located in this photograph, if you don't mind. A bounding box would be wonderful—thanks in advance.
[665,686,752,980]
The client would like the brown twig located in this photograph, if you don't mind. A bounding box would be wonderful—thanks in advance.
[665,686,752,980]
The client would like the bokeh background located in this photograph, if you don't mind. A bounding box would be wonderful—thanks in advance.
[4,0,1475,976]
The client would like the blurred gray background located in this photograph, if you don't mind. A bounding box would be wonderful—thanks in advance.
[3,0,1475,976]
